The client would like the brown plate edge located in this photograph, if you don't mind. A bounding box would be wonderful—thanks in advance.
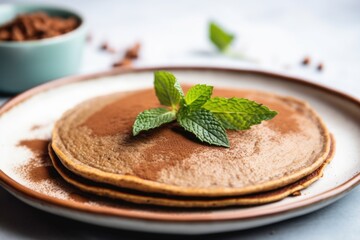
[0,66,359,223]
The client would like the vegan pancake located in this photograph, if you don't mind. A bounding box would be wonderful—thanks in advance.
[52,87,332,197]
[49,136,335,208]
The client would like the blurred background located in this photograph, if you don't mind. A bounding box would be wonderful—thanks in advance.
[0,0,359,239]
[2,0,359,96]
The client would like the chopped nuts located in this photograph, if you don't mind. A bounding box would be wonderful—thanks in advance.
[0,12,79,41]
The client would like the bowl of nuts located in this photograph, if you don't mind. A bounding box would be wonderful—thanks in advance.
[0,4,86,93]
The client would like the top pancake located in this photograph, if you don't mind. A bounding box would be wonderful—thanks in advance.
[52,87,331,197]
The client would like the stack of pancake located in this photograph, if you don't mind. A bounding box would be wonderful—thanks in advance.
[49,87,334,208]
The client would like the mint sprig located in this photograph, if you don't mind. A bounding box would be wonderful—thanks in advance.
[209,21,235,52]
[132,71,277,147]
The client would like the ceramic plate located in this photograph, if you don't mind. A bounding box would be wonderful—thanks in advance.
[0,67,359,234]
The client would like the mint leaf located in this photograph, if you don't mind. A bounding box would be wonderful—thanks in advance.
[174,80,185,98]
[209,21,235,52]
[178,108,229,147]
[154,71,184,108]
[133,108,176,135]
[203,97,277,130]
[185,84,213,109]
[132,71,278,148]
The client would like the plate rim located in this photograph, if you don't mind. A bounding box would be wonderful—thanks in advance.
[0,66,359,223]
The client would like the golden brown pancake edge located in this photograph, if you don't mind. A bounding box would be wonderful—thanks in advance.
[48,136,335,208]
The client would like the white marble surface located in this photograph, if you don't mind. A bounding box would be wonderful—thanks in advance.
[0,0,359,239]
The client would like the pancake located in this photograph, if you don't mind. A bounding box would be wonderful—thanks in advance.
[49,136,335,208]
[52,87,332,197]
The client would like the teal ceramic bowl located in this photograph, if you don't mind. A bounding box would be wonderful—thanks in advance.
[0,4,86,93]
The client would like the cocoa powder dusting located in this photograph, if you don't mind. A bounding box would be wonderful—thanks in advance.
[81,88,299,181]
[28,165,58,183]
[263,101,300,134]
[18,139,49,162]
[132,124,206,180]
[83,89,160,136]
[17,139,90,203]
[82,88,204,180]
[17,139,56,182]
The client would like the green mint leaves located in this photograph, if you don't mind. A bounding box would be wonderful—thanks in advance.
[185,84,213,109]
[132,71,277,147]
[178,108,229,147]
[209,21,235,52]
[203,97,278,130]
[132,108,176,136]
[154,71,184,108]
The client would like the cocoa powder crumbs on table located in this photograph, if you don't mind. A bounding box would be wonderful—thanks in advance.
[317,63,324,71]
[100,42,108,50]
[112,58,133,68]
[100,42,109,50]
[100,41,117,54]
[302,56,311,65]
[124,42,141,59]
[111,42,141,68]
[0,12,79,41]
